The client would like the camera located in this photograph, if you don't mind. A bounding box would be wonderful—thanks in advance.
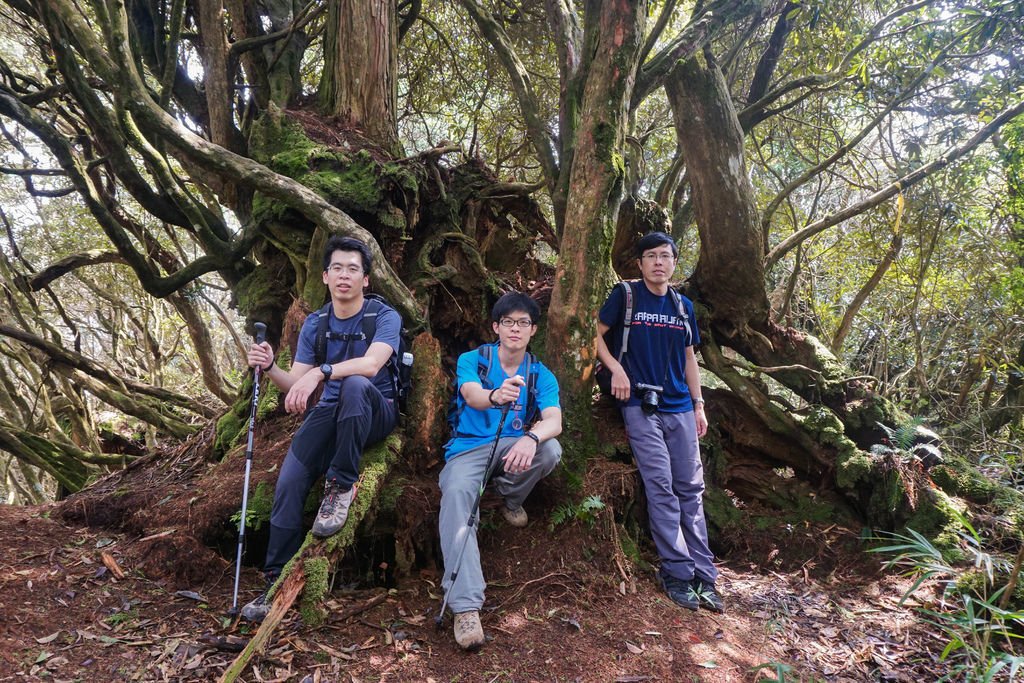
[635,383,664,415]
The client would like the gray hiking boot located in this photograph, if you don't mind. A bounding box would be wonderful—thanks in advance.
[658,570,699,611]
[312,481,356,538]
[240,588,271,622]
[453,610,485,650]
[501,502,528,528]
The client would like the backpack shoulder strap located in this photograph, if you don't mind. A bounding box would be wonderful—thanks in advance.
[524,352,541,426]
[618,281,636,361]
[313,302,333,366]
[667,287,692,346]
[476,344,495,388]
[361,297,383,343]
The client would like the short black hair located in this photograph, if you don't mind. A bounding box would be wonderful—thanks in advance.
[635,231,678,259]
[491,292,541,324]
[323,236,372,273]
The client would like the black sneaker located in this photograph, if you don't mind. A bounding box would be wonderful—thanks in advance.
[312,481,356,538]
[658,571,698,610]
[240,588,271,622]
[691,578,725,613]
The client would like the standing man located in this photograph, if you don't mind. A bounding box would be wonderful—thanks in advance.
[440,292,563,650]
[595,231,723,613]
[241,236,401,621]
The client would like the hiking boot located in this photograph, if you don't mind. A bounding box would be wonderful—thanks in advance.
[453,610,485,650]
[691,578,725,613]
[240,588,271,622]
[658,571,699,611]
[312,481,356,538]
[501,502,528,528]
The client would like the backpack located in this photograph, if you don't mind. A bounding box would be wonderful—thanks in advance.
[312,294,414,413]
[448,344,541,438]
[595,281,691,395]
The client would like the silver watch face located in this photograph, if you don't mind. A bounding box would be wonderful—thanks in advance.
[321,363,332,379]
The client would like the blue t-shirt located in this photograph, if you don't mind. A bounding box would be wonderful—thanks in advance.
[294,300,401,405]
[598,281,700,413]
[445,342,560,460]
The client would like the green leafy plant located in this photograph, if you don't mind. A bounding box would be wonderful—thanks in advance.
[747,661,803,682]
[548,495,606,530]
[871,508,1024,681]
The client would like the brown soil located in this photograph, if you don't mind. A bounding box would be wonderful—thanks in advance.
[0,420,948,682]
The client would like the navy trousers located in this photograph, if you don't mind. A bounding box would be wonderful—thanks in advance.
[263,376,396,577]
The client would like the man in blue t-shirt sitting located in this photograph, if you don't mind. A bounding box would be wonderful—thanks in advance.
[241,236,401,621]
[440,292,563,650]
[595,231,724,614]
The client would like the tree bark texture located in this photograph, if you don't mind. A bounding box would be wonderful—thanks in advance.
[547,0,647,454]
[318,0,399,153]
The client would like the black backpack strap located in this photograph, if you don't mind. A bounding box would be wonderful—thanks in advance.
[361,297,382,343]
[313,302,333,366]
[476,343,494,388]
[618,281,635,361]
[524,352,541,427]
[667,287,692,347]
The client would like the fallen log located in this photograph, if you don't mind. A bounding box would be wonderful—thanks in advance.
[219,432,402,683]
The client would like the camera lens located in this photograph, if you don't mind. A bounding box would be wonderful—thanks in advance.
[641,390,659,415]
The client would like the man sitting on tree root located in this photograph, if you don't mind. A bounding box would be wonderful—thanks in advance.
[596,231,724,614]
[240,236,402,622]
[440,292,563,650]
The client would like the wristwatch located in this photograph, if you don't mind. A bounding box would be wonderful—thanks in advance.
[320,363,333,381]
[524,431,540,445]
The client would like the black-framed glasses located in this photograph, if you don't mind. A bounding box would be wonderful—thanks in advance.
[499,318,534,328]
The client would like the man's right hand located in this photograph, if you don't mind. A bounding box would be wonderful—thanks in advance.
[492,375,526,405]
[610,365,631,402]
[247,341,275,371]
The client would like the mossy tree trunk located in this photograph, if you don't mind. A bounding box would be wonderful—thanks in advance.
[545,0,647,464]
[663,53,1018,533]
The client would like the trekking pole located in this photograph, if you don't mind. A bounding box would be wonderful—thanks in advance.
[435,402,511,627]
[229,322,267,616]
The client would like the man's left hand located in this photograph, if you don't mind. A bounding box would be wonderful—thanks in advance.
[695,404,708,438]
[502,437,537,474]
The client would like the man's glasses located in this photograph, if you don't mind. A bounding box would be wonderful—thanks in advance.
[641,251,676,261]
[327,264,364,275]
[499,318,534,329]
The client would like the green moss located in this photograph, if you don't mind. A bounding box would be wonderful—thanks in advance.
[702,487,743,531]
[903,488,969,560]
[256,379,280,420]
[377,477,407,513]
[249,114,318,171]
[214,404,246,458]
[299,556,330,625]
[931,455,1000,502]
[956,569,1024,611]
[245,482,274,531]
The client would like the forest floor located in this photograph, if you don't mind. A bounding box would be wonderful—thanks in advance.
[0,418,949,682]
[0,502,947,682]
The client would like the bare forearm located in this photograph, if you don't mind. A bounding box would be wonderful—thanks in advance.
[527,413,562,442]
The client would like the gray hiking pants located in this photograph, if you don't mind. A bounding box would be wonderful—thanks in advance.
[438,436,562,614]
[622,406,717,584]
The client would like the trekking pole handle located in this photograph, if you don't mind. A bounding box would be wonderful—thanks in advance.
[254,322,267,345]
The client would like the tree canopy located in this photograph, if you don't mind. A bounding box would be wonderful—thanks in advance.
[0,0,1020,548]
